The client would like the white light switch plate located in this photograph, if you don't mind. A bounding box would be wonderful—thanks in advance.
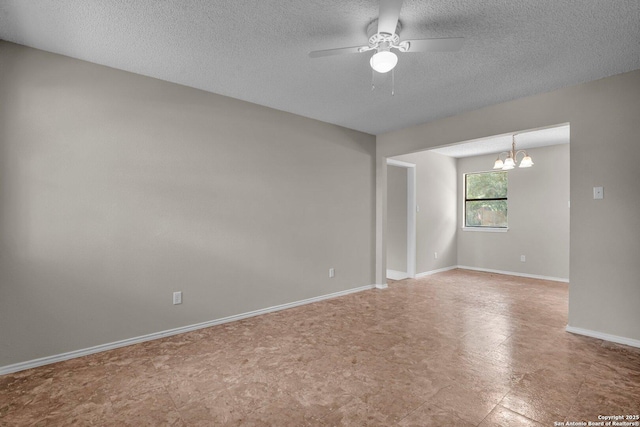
[173,291,182,305]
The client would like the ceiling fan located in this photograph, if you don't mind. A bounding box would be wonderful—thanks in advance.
[309,0,464,76]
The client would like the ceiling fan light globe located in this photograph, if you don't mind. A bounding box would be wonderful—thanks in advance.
[370,50,398,73]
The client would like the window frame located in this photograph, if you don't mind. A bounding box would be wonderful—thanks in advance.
[463,171,508,230]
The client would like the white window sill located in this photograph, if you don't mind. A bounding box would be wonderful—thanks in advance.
[462,227,508,233]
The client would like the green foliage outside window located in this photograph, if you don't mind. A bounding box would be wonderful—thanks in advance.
[465,172,508,228]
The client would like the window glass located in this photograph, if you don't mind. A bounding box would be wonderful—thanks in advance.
[465,172,508,228]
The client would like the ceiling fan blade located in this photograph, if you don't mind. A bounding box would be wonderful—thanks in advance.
[309,46,366,58]
[401,37,464,53]
[378,0,403,35]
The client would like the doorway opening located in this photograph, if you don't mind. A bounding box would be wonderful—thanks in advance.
[382,123,570,285]
[386,159,416,280]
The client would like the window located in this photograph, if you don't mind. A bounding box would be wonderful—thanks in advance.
[464,171,508,228]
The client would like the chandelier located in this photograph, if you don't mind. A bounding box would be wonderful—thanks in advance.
[493,135,534,170]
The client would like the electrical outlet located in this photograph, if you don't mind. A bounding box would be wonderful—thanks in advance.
[329,268,335,278]
[173,291,182,305]
[434,252,438,259]
[593,186,604,200]
[520,255,526,262]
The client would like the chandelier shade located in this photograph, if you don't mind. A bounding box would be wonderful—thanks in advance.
[520,155,534,168]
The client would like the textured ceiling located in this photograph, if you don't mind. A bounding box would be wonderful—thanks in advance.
[431,124,570,158]
[0,1,639,135]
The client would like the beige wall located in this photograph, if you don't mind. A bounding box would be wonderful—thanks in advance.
[2,40,638,367]
[393,151,458,274]
[457,144,570,279]
[0,42,376,367]
[377,69,640,342]
[386,165,407,272]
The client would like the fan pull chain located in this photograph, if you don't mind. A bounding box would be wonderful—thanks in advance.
[391,69,395,96]
[371,69,375,91]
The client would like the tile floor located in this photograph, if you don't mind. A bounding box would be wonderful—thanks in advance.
[1,269,639,426]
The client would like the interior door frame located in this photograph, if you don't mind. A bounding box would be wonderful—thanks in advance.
[386,158,416,278]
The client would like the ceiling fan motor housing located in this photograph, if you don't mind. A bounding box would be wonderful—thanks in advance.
[367,19,401,49]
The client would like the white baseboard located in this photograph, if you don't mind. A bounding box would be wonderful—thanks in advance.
[415,265,458,278]
[457,265,569,283]
[375,283,388,289]
[566,325,640,349]
[0,284,376,376]
[386,269,409,280]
